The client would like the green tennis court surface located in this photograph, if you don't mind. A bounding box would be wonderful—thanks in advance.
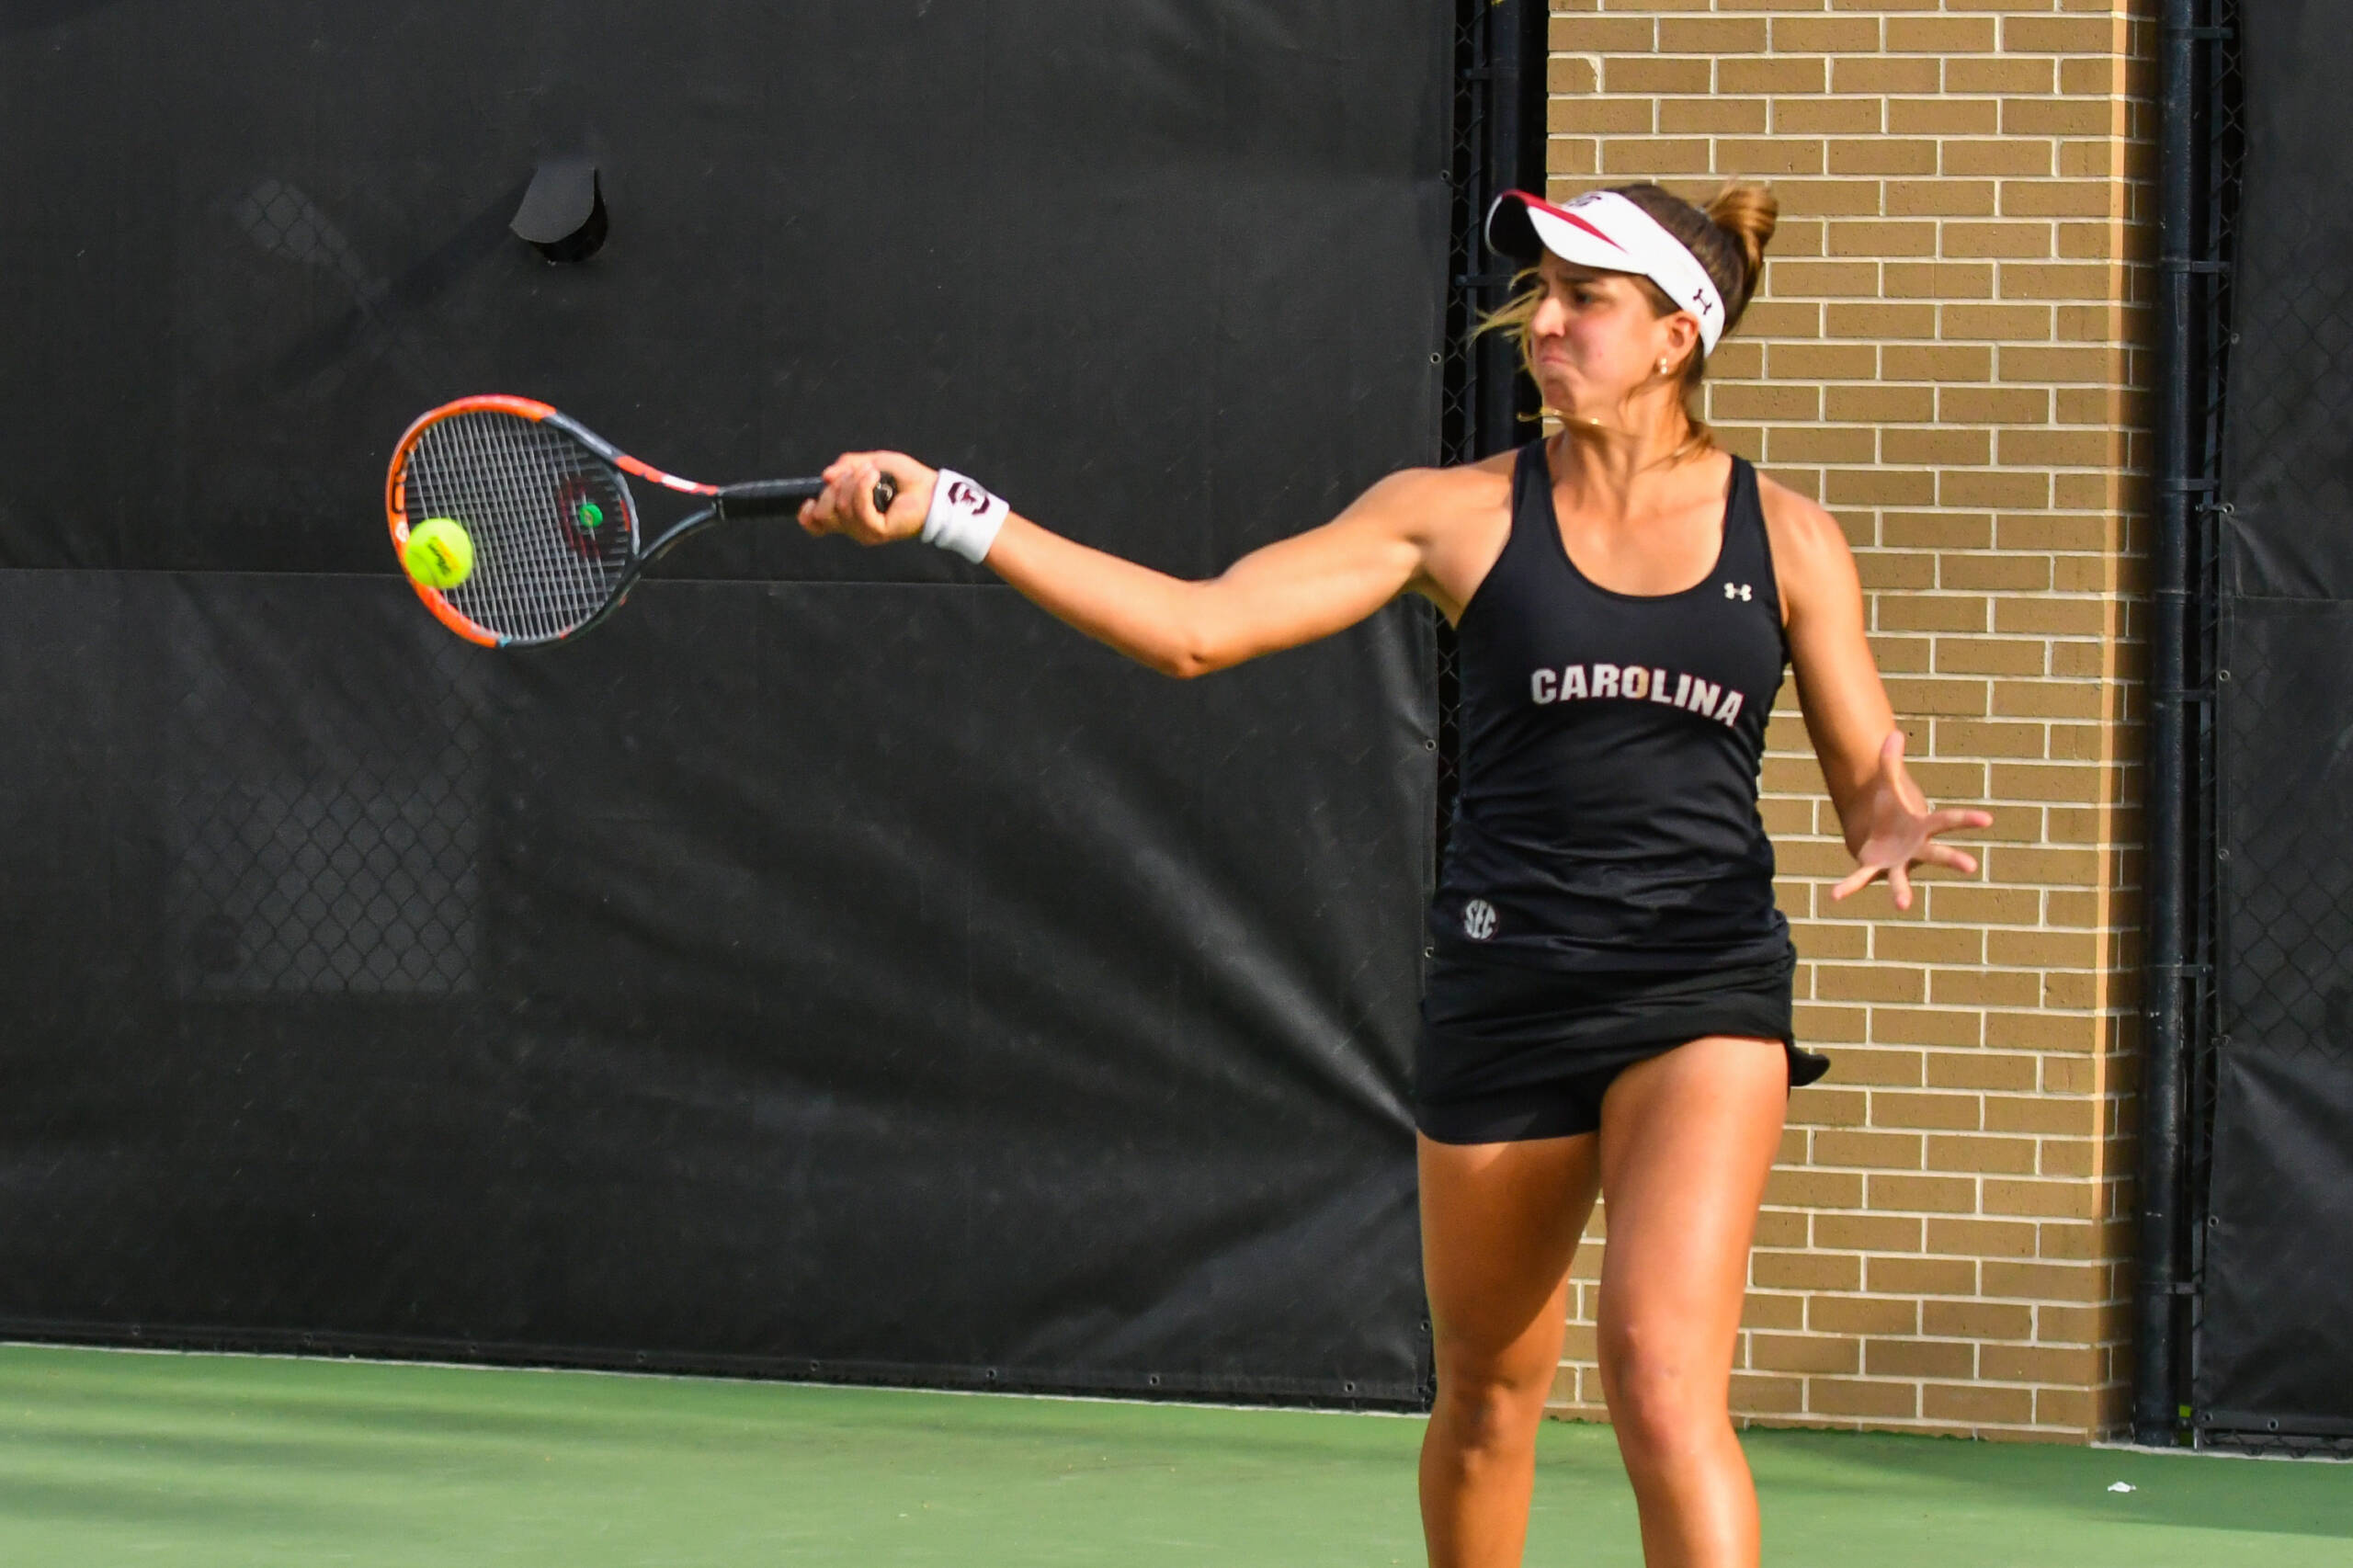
[2,1344,2346,1565]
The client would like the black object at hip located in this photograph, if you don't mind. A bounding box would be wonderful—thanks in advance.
[1415,948,1829,1108]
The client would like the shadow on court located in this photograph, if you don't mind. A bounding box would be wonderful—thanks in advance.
[1,1345,2346,1566]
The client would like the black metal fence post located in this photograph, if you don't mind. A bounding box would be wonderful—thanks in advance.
[1470,1,1546,459]
[2136,0,2223,1448]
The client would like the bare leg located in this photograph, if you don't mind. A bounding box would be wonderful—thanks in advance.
[1417,1131,1601,1568]
[1593,1037,1790,1568]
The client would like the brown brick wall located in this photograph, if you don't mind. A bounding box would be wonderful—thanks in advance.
[1540,0,2154,1441]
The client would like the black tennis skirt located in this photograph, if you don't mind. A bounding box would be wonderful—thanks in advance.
[1415,949,1829,1144]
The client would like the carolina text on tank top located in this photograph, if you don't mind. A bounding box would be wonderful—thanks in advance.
[1431,440,1795,972]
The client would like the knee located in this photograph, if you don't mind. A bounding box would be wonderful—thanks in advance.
[1432,1349,1553,1458]
[1599,1327,1727,1461]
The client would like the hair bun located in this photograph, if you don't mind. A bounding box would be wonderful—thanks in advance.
[1704,183,1778,304]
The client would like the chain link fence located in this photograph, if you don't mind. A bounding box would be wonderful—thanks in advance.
[165,591,486,998]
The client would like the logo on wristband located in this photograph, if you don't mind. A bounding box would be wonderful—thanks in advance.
[922,469,1010,563]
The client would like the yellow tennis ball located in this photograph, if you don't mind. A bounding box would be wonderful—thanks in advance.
[404,517,474,590]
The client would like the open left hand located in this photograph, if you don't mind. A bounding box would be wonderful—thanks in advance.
[1830,729,1992,911]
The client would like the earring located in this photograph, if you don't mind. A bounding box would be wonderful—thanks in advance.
[1657,358,1670,376]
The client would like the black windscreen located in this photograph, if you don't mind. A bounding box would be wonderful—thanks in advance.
[0,2,1448,1403]
[2200,0,2353,1438]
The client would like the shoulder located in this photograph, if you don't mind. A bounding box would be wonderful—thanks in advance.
[1754,470,1856,582]
[1367,451,1515,509]
[1355,451,1523,623]
[1346,451,1518,539]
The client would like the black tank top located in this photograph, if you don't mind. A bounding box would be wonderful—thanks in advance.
[1432,440,1794,971]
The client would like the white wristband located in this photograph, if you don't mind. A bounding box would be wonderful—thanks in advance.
[921,470,1009,563]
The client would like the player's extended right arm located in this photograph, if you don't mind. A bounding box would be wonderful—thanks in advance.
[800,452,1437,679]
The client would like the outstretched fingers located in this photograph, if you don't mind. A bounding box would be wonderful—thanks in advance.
[1831,803,1990,903]
[1829,858,1913,907]
[1921,807,1991,877]
[1918,839,1981,876]
[1829,864,1880,903]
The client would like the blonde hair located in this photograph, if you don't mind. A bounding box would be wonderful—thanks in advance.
[1476,181,1779,452]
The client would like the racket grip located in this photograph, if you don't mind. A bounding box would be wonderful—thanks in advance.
[714,479,824,520]
[717,474,902,520]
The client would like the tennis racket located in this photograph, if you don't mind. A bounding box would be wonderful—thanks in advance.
[383,394,897,647]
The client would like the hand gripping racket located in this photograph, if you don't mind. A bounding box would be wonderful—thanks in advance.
[384,395,896,647]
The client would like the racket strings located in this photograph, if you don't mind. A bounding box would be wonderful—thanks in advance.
[402,411,634,642]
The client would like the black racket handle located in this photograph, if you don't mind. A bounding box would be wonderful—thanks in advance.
[717,473,900,521]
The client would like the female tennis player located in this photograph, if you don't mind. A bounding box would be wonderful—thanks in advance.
[799,181,1988,1568]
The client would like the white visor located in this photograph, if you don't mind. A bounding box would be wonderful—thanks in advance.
[1485,188,1728,357]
